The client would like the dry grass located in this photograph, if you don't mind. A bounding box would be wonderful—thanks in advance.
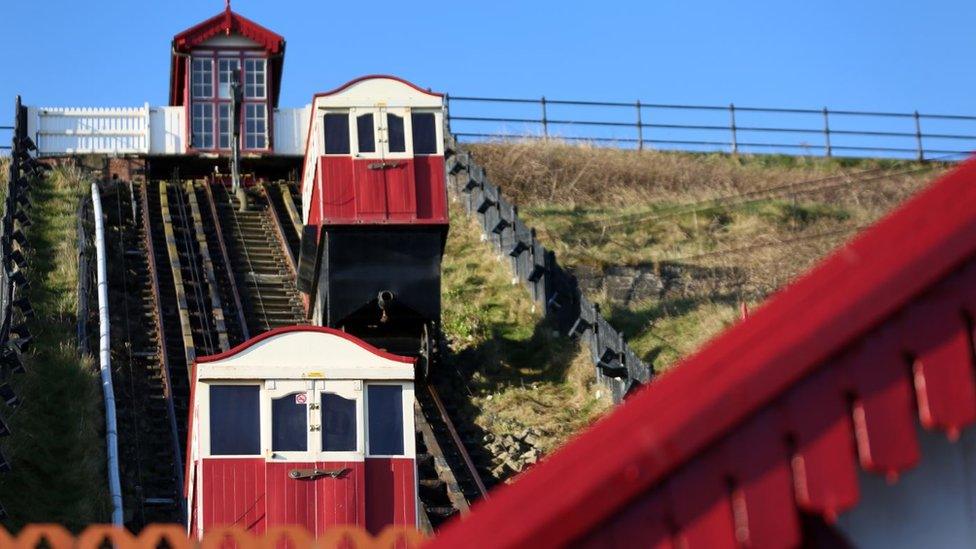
[439,206,611,480]
[0,164,108,530]
[468,141,948,371]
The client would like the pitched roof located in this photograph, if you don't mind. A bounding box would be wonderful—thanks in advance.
[429,157,976,548]
[168,6,286,106]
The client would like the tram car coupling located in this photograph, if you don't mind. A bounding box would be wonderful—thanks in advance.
[295,76,449,374]
[185,326,419,536]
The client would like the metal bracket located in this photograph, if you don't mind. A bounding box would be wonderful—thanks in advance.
[289,468,351,480]
[367,161,405,171]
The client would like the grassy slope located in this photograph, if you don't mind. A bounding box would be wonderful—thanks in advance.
[467,141,946,372]
[439,207,611,479]
[0,165,108,530]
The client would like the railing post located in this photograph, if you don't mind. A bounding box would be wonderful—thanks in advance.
[635,100,644,151]
[914,110,924,162]
[729,103,738,155]
[822,107,832,158]
[541,96,549,139]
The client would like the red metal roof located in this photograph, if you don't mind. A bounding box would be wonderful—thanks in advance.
[168,6,285,106]
[429,157,976,548]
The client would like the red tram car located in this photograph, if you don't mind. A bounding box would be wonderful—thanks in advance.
[185,326,418,536]
[296,76,449,370]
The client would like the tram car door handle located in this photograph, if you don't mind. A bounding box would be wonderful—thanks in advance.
[289,468,351,480]
[367,161,405,171]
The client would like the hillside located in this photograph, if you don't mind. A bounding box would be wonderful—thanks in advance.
[462,141,947,373]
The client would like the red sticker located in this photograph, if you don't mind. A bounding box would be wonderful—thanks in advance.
[295,393,307,404]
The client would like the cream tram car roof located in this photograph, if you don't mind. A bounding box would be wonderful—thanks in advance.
[194,326,415,381]
[311,75,444,109]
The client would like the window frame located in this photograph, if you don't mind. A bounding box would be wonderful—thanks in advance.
[201,381,264,458]
[199,379,414,462]
[188,50,271,153]
[321,109,352,156]
[365,382,415,458]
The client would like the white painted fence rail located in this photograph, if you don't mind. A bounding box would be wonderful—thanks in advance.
[28,105,152,155]
[25,103,309,157]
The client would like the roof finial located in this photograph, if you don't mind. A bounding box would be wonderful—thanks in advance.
[225,0,231,11]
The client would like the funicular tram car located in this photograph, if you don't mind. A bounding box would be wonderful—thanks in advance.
[297,76,449,372]
[185,326,418,536]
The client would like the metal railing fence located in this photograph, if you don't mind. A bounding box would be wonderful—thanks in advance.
[0,96,38,519]
[443,129,651,402]
[446,95,976,161]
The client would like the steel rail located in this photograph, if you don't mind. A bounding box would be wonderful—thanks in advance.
[201,182,250,341]
[426,384,490,500]
[138,181,186,517]
[157,181,197,370]
[183,182,230,352]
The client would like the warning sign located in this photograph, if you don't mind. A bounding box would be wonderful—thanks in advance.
[295,393,308,404]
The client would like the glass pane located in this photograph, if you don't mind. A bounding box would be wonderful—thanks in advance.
[218,104,231,150]
[192,103,214,150]
[387,113,405,153]
[209,385,260,455]
[191,58,213,99]
[218,58,240,99]
[322,393,356,451]
[324,113,350,154]
[411,113,437,155]
[244,58,266,99]
[244,104,267,149]
[367,385,403,455]
[357,114,376,153]
[272,392,308,451]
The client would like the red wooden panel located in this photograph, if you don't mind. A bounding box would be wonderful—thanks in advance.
[412,156,447,222]
[352,159,389,219]
[839,326,920,478]
[201,458,267,532]
[384,161,417,220]
[901,275,976,437]
[721,410,799,549]
[784,366,859,520]
[574,486,673,549]
[314,460,365,534]
[320,157,356,222]
[365,458,416,535]
[265,461,317,532]
[668,449,737,549]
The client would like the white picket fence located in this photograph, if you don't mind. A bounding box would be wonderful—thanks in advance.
[25,104,309,157]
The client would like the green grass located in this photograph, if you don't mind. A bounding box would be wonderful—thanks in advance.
[438,206,611,479]
[469,141,946,371]
[0,165,108,531]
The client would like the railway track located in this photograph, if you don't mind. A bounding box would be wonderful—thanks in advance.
[103,175,488,531]
[206,183,306,335]
[101,181,184,527]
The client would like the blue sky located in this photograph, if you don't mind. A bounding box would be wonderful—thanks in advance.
[3,1,974,155]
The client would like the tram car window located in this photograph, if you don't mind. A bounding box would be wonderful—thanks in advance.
[208,385,260,455]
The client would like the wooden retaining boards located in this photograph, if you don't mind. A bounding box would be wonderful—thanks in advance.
[158,181,196,369]
[262,184,298,277]
[279,183,304,236]
[184,181,230,352]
